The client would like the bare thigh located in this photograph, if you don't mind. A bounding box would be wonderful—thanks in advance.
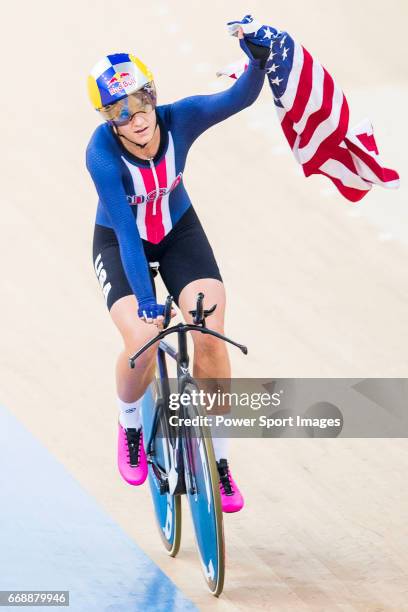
[178,278,226,332]
[110,295,158,352]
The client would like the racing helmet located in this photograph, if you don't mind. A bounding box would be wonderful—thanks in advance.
[87,53,154,110]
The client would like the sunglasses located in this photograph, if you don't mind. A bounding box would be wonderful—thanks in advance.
[100,83,157,126]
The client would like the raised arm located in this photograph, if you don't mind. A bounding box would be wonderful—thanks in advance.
[86,138,155,310]
[170,47,268,143]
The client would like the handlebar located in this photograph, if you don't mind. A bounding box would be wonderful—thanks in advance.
[163,295,173,329]
[129,293,248,369]
[196,292,204,324]
[188,291,217,327]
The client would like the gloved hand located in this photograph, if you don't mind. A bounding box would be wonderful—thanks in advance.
[137,299,165,322]
[243,40,271,68]
[227,14,281,68]
[138,299,177,326]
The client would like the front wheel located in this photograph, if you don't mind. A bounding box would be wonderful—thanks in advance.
[181,382,225,596]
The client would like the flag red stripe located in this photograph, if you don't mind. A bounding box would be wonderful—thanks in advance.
[289,47,314,122]
[302,95,349,176]
[300,68,335,149]
[356,132,379,154]
[329,145,359,174]
[317,170,369,202]
[281,114,297,148]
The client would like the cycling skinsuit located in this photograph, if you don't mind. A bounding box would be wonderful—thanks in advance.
[86,59,265,311]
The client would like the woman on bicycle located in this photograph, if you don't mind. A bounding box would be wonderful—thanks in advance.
[86,30,269,513]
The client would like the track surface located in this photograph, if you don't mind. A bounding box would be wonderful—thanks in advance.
[2,1,407,610]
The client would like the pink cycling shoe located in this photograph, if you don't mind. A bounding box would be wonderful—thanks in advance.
[216,458,244,513]
[118,424,148,485]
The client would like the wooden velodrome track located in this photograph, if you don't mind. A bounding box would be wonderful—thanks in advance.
[2,0,407,609]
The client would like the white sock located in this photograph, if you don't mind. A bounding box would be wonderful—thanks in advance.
[117,398,142,430]
[211,436,229,463]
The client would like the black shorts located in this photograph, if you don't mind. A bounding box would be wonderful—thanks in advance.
[92,206,223,310]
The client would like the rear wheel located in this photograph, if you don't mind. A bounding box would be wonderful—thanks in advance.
[181,382,225,596]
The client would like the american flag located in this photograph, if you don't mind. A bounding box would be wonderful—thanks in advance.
[220,15,400,202]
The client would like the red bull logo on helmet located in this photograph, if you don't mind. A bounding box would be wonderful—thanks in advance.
[107,71,136,96]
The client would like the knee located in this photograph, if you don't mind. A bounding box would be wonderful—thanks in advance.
[123,328,158,368]
[193,329,226,358]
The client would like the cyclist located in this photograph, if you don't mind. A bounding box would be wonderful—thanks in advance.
[86,29,269,513]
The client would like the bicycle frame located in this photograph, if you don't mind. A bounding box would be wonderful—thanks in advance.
[145,343,186,496]
[144,330,206,497]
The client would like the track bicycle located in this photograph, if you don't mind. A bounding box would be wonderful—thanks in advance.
[129,292,247,596]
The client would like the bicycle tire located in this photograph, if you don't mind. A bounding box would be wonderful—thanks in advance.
[181,381,225,596]
[142,369,182,557]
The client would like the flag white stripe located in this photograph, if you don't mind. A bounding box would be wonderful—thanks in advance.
[294,60,324,134]
[319,158,369,190]
[275,106,286,121]
[374,179,399,189]
[216,58,247,79]
[347,118,373,140]
[292,135,301,163]
[280,41,304,111]
[348,151,400,188]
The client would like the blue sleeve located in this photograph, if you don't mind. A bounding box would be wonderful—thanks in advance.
[170,59,265,143]
[86,133,155,308]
